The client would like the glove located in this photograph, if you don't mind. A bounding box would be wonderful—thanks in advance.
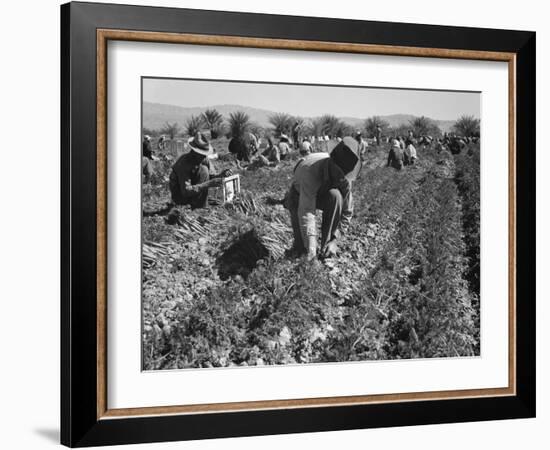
[322,240,339,258]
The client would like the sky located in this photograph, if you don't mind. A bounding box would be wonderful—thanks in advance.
[143,77,480,121]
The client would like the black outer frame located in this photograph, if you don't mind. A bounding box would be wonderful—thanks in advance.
[60,1,536,447]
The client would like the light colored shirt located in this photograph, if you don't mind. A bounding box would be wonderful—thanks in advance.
[405,144,417,159]
[356,138,368,159]
[278,142,291,157]
[291,153,352,243]
[262,144,280,162]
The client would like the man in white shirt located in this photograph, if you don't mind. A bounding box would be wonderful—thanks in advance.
[285,137,361,260]
[354,131,368,161]
[300,139,312,155]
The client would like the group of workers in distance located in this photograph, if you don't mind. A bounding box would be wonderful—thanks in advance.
[142,126,430,261]
[233,133,293,167]
[387,129,419,170]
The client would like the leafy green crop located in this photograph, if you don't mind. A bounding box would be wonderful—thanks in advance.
[142,140,481,369]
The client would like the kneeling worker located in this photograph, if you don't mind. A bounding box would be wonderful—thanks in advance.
[387,138,404,170]
[286,136,361,260]
[169,132,231,209]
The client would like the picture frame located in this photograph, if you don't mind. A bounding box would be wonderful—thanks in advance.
[61,1,536,447]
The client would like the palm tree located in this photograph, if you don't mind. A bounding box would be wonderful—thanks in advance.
[142,127,158,137]
[308,118,324,137]
[391,123,410,138]
[249,122,265,139]
[334,121,352,139]
[452,115,480,137]
[184,115,204,137]
[409,116,441,137]
[160,122,180,140]
[319,114,340,137]
[228,111,251,138]
[364,116,390,138]
[268,113,293,136]
[201,109,224,139]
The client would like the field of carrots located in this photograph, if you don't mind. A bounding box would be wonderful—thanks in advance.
[142,139,480,370]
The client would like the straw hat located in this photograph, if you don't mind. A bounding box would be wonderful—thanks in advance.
[187,132,213,156]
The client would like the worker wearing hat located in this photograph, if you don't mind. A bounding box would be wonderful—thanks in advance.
[278,134,291,159]
[387,138,404,170]
[354,130,368,161]
[285,136,362,260]
[375,125,382,145]
[300,138,312,156]
[169,132,231,209]
[142,135,153,158]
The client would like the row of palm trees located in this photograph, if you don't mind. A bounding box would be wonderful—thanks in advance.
[153,109,258,140]
[146,108,480,141]
[364,115,480,138]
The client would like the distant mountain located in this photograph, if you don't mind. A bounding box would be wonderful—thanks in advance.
[143,102,456,133]
[362,114,455,133]
[143,103,276,131]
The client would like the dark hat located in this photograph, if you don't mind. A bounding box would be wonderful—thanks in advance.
[188,132,213,156]
[330,136,362,181]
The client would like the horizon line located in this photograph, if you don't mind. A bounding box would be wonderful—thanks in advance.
[143,100,479,123]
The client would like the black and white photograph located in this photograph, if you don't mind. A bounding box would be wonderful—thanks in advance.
[0,0,542,446]
[141,77,481,370]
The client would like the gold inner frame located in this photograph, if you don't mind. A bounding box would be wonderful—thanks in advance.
[96,29,517,420]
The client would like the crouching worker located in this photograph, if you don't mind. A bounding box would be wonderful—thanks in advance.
[169,132,231,209]
[387,138,404,170]
[142,135,154,183]
[285,136,361,261]
[404,143,417,166]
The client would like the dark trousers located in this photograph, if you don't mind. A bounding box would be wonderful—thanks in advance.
[391,160,403,170]
[287,187,343,251]
[388,150,404,170]
[169,164,210,209]
[142,157,154,182]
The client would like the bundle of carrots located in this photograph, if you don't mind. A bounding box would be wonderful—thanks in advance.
[142,241,170,268]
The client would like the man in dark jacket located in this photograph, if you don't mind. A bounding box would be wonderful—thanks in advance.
[387,138,404,170]
[169,132,231,209]
[375,125,382,145]
[142,135,153,158]
[142,135,154,182]
[157,135,166,151]
[449,135,466,155]
[228,132,259,163]
[292,121,301,150]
